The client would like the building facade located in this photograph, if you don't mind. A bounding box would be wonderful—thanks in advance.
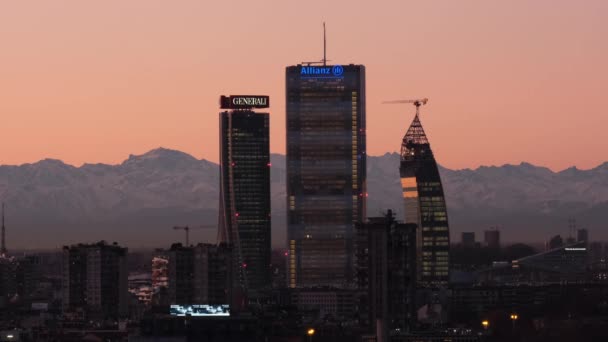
[356,211,417,337]
[286,64,366,288]
[167,243,195,305]
[167,243,231,305]
[484,229,501,249]
[400,111,450,287]
[152,254,168,291]
[218,97,271,295]
[461,232,476,247]
[577,229,589,243]
[546,234,563,251]
[0,256,18,303]
[62,241,128,319]
[290,288,358,322]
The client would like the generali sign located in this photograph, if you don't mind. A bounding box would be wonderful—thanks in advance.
[220,95,270,109]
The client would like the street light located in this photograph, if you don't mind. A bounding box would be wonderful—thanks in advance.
[481,320,489,330]
[510,313,518,331]
[307,328,315,342]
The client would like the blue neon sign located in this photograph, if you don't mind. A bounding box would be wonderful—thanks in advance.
[332,65,344,76]
[300,65,344,78]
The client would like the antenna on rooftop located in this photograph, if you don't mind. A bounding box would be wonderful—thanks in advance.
[302,23,331,66]
[323,22,327,66]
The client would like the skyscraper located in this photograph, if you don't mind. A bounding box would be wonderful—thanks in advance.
[286,64,366,288]
[219,95,271,295]
[62,241,128,319]
[461,232,476,247]
[484,229,501,249]
[356,210,417,338]
[167,243,231,305]
[399,104,450,287]
[577,228,589,243]
[547,234,564,250]
[152,254,168,291]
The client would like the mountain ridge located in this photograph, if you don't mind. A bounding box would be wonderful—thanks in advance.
[0,148,606,249]
[3,147,607,173]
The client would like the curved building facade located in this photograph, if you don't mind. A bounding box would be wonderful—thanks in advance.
[219,108,271,295]
[399,113,450,287]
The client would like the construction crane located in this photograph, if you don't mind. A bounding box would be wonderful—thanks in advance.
[172,225,216,246]
[383,98,428,116]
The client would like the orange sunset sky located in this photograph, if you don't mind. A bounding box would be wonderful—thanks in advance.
[1,1,606,171]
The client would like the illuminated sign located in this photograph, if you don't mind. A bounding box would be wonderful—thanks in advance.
[565,247,586,251]
[300,65,344,78]
[220,95,269,109]
[31,302,49,311]
[170,304,230,316]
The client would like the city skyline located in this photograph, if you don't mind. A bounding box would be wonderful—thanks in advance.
[1,1,607,171]
[1,3,607,340]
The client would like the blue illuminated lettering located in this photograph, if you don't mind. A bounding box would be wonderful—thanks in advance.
[300,65,344,78]
[332,65,344,76]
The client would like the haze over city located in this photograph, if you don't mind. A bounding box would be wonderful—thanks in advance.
[1,0,607,170]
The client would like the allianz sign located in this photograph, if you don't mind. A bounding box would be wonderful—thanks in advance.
[300,65,344,77]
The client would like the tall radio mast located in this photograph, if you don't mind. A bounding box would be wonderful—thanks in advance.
[323,22,327,66]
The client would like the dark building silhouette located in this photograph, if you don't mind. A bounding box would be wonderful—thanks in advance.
[286,64,366,288]
[478,241,588,284]
[0,256,17,303]
[15,255,41,304]
[461,232,476,247]
[399,108,450,287]
[152,254,168,291]
[167,243,231,305]
[289,287,359,322]
[516,241,587,276]
[218,97,271,296]
[62,241,128,319]
[484,229,501,249]
[589,242,605,263]
[356,211,417,339]
[577,228,589,243]
[168,243,194,305]
[0,254,39,307]
[547,234,564,251]
[1,203,6,256]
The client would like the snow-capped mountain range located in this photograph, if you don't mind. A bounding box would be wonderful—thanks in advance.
[1,148,606,249]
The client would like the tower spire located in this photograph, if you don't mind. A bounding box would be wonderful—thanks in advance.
[383,98,430,148]
[404,112,429,146]
[1,202,6,255]
[323,22,327,66]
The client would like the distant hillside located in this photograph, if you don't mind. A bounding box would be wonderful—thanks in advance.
[0,148,606,249]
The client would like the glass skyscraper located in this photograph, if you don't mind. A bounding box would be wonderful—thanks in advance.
[399,112,450,287]
[286,64,366,288]
[219,106,271,295]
